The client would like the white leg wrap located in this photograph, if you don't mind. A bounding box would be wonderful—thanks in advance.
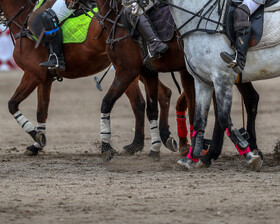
[150,120,161,152]
[36,123,46,134]
[100,113,111,144]
[13,111,35,133]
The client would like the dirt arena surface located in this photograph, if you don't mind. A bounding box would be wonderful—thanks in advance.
[0,70,279,224]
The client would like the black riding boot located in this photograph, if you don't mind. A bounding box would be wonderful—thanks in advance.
[220,4,251,73]
[137,14,168,61]
[39,9,66,71]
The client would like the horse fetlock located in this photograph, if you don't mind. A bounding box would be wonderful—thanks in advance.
[192,131,204,158]
[225,125,250,155]
[150,120,161,152]
[13,111,35,133]
[100,113,111,144]
[151,141,161,152]
[159,127,171,146]
[165,137,178,152]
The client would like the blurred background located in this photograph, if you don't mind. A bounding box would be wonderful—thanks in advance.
[0,25,18,71]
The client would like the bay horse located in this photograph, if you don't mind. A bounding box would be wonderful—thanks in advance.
[65,0,197,160]
[76,0,263,165]
[0,0,176,156]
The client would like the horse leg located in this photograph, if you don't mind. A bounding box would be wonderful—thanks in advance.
[141,71,162,161]
[100,72,138,161]
[200,82,261,167]
[236,82,263,159]
[176,92,188,155]
[8,72,46,154]
[177,70,195,156]
[157,79,178,152]
[25,79,53,156]
[199,94,225,167]
[177,77,213,170]
[122,79,145,155]
[213,77,262,171]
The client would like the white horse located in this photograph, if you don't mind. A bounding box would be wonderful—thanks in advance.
[168,0,280,171]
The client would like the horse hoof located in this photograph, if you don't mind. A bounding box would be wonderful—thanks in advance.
[148,150,160,162]
[196,160,210,168]
[101,142,116,161]
[177,157,193,170]
[253,149,264,161]
[248,154,263,172]
[165,137,178,152]
[122,142,144,156]
[179,145,190,157]
[35,132,46,148]
[274,148,280,161]
[24,145,40,156]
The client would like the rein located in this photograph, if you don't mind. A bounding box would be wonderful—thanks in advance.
[75,0,128,48]
[162,0,226,39]
[0,0,37,49]
[97,0,130,48]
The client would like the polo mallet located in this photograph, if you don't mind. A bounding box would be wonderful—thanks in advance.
[94,63,113,91]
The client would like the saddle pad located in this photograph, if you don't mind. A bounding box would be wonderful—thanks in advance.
[62,8,97,44]
[35,0,98,44]
[250,1,280,51]
[147,5,175,42]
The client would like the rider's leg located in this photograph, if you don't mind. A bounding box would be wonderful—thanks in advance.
[123,7,168,61]
[220,1,261,73]
[40,0,74,70]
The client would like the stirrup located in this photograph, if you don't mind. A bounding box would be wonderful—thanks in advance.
[227,51,238,68]
[47,53,59,70]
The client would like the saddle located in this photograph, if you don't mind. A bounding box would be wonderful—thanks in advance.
[27,0,97,44]
[224,0,279,48]
[122,3,175,42]
[121,3,175,68]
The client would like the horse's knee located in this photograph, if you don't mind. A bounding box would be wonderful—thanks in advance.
[8,100,18,115]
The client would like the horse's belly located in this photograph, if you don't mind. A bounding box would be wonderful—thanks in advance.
[243,43,280,83]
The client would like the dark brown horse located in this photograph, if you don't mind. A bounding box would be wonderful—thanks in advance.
[75,0,195,160]
[80,0,262,164]
[0,0,177,156]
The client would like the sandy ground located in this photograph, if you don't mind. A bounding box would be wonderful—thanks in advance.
[0,70,279,224]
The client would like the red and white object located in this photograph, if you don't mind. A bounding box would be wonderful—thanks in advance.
[0,25,17,71]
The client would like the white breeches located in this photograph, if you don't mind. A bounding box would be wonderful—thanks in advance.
[243,0,261,15]
[51,0,74,23]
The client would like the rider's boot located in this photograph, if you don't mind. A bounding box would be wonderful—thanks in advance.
[137,14,168,62]
[39,9,66,71]
[220,4,251,73]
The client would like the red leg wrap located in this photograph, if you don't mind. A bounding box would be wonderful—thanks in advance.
[176,111,188,138]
